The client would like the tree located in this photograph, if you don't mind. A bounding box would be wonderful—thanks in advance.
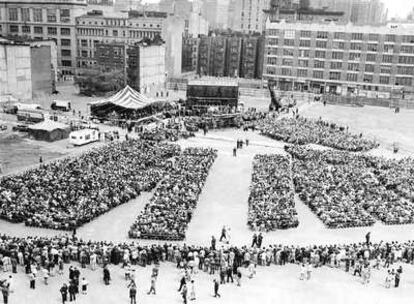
[74,69,125,96]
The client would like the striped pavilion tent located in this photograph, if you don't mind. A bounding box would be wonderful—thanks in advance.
[89,85,154,110]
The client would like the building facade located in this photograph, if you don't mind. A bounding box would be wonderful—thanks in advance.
[182,36,199,73]
[263,20,414,96]
[0,0,87,77]
[127,43,166,94]
[0,38,57,100]
[225,36,242,77]
[240,36,265,78]
[75,10,166,70]
[192,34,265,79]
[232,0,270,34]
[310,0,387,25]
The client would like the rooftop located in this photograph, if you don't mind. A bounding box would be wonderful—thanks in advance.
[188,78,239,87]
[266,19,414,34]
[0,0,87,5]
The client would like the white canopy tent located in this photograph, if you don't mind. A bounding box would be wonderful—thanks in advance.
[88,85,155,110]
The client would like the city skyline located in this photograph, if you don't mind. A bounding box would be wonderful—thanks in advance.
[143,0,411,19]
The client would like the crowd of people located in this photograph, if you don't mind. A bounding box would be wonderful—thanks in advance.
[129,147,217,241]
[286,145,414,228]
[247,154,299,231]
[0,232,412,304]
[0,140,180,230]
[259,116,379,152]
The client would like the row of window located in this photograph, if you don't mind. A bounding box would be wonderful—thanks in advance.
[267,48,414,64]
[268,39,414,54]
[268,29,414,44]
[6,8,70,23]
[77,20,161,28]
[265,68,412,85]
[267,57,414,75]
[8,25,71,36]
[76,28,160,38]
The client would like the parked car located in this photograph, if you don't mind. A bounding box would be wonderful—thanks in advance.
[0,124,7,131]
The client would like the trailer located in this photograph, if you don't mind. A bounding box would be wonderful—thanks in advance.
[51,100,71,112]
[69,129,99,146]
[16,110,45,123]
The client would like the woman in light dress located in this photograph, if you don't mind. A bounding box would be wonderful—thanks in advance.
[189,280,196,301]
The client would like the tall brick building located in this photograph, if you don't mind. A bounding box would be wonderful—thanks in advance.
[187,34,265,79]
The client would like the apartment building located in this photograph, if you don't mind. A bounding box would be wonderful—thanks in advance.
[241,36,265,78]
[263,20,414,96]
[192,34,265,79]
[76,10,166,70]
[182,36,199,73]
[0,0,87,77]
[232,0,270,34]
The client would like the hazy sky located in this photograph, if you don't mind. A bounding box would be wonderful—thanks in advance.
[143,0,413,19]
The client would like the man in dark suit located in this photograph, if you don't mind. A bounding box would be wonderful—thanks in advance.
[213,279,221,298]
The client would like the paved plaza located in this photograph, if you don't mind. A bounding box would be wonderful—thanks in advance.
[1,101,414,303]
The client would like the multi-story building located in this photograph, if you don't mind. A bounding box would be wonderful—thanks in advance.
[127,42,166,94]
[225,36,242,77]
[182,36,199,72]
[265,4,345,24]
[158,0,192,18]
[90,40,166,93]
[0,0,87,77]
[75,10,182,77]
[208,35,226,76]
[310,0,387,25]
[192,34,265,79]
[263,20,414,96]
[240,36,265,78]
[76,10,166,70]
[0,37,58,100]
[95,42,125,72]
[201,0,230,29]
[197,36,211,75]
[350,0,387,25]
[232,0,270,34]
[309,0,352,21]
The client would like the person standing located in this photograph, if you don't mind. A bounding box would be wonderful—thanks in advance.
[147,275,156,295]
[306,263,312,280]
[257,233,263,248]
[219,226,227,242]
[60,283,68,304]
[365,232,371,245]
[395,266,402,288]
[213,279,221,298]
[103,266,110,285]
[233,147,237,157]
[1,283,9,304]
[178,275,186,292]
[385,270,392,289]
[211,236,216,251]
[68,281,76,302]
[81,277,88,295]
[300,264,306,280]
[181,283,188,304]
[129,282,137,304]
[29,272,36,289]
[236,267,242,286]
[189,280,196,301]
[226,266,233,283]
[251,234,257,247]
